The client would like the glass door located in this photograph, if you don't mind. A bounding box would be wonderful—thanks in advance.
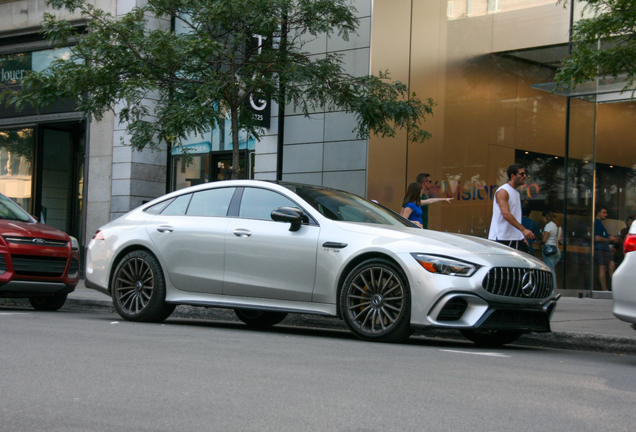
[564,96,596,293]
[36,124,85,241]
[212,151,247,181]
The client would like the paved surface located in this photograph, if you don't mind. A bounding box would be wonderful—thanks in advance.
[5,280,636,355]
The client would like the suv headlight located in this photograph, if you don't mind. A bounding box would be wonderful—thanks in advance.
[70,236,79,250]
[411,253,479,277]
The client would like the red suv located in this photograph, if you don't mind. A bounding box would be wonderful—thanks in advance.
[0,193,79,311]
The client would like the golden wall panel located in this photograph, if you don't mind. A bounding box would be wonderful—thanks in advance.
[368,0,413,209]
[596,102,636,167]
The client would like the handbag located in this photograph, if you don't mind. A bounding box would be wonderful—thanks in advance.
[543,244,558,257]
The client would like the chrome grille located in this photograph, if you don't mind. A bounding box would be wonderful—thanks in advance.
[482,267,553,299]
[4,237,68,247]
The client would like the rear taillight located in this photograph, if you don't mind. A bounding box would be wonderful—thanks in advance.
[624,234,636,254]
[92,230,104,240]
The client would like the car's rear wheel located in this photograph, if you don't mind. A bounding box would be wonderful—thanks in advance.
[111,250,175,322]
[459,329,523,347]
[28,293,67,311]
[234,309,288,327]
[340,258,413,343]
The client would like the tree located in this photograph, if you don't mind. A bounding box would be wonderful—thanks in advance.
[555,0,636,95]
[1,0,434,179]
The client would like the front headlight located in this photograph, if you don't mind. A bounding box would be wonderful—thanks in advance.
[411,253,479,277]
[70,236,80,250]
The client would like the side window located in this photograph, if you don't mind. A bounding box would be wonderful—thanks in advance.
[160,194,192,216]
[239,188,299,220]
[187,187,235,217]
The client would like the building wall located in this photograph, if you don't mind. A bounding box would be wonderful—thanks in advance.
[109,0,169,221]
[0,0,170,243]
[368,0,571,233]
[263,0,371,197]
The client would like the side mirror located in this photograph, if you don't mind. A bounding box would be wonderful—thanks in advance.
[271,207,304,231]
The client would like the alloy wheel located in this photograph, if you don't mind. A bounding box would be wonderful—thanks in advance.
[344,264,407,336]
[114,256,155,315]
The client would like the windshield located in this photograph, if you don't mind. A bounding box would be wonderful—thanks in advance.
[0,194,32,222]
[280,183,414,227]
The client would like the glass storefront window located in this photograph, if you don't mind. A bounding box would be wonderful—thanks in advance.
[212,113,256,151]
[0,128,34,212]
[172,153,210,190]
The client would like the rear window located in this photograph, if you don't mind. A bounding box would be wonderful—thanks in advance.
[161,194,192,216]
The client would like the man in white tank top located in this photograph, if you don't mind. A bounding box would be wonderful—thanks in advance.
[488,164,535,252]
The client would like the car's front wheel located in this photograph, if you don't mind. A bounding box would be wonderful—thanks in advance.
[340,258,413,343]
[234,309,288,327]
[459,329,523,347]
[29,293,67,311]
[111,250,175,322]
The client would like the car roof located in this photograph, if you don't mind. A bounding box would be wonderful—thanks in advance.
[140,180,353,210]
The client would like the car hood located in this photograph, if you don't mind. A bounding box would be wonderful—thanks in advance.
[0,220,70,241]
[332,221,547,268]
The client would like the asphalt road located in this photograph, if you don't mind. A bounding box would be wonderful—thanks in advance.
[2,307,636,432]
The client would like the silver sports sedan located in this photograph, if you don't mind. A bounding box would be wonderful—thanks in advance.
[85,180,559,346]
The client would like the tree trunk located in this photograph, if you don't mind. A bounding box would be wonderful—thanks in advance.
[230,106,241,180]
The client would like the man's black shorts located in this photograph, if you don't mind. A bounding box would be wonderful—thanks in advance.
[495,239,530,253]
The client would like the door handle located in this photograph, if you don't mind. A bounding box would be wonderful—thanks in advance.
[156,225,174,233]
[233,228,252,237]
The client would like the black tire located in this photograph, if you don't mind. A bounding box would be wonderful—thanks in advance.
[459,329,523,347]
[29,293,67,311]
[111,250,175,322]
[340,258,413,343]
[234,309,288,327]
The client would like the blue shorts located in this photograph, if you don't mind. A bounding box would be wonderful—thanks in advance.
[595,249,613,266]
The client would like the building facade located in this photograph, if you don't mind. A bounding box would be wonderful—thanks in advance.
[1,0,634,293]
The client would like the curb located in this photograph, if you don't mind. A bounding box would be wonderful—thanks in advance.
[5,296,636,355]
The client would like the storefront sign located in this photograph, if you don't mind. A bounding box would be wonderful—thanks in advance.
[0,49,76,120]
[428,180,541,201]
[171,141,212,155]
[243,34,271,128]
[245,94,271,128]
[0,53,31,85]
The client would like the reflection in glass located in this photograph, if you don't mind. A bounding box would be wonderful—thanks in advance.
[0,128,34,212]
[171,153,210,190]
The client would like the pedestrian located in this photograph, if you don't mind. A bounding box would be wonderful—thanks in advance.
[403,173,453,229]
[521,206,539,255]
[488,163,535,252]
[594,205,619,291]
[400,182,424,228]
[541,210,562,288]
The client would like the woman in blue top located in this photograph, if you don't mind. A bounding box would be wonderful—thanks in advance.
[400,182,424,228]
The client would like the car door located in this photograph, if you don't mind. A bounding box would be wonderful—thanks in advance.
[223,187,319,301]
[146,187,235,294]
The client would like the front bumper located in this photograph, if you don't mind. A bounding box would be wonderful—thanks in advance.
[412,292,558,333]
[0,280,76,298]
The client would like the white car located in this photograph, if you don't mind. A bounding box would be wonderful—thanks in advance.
[85,180,559,346]
[613,222,636,330]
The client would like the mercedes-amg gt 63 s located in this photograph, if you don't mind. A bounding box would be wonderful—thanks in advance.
[0,193,80,311]
[85,180,559,346]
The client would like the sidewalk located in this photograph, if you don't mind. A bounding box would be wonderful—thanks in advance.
[61,280,636,354]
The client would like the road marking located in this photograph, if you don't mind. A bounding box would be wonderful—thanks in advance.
[110,322,119,324]
[0,312,30,316]
[439,349,510,358]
